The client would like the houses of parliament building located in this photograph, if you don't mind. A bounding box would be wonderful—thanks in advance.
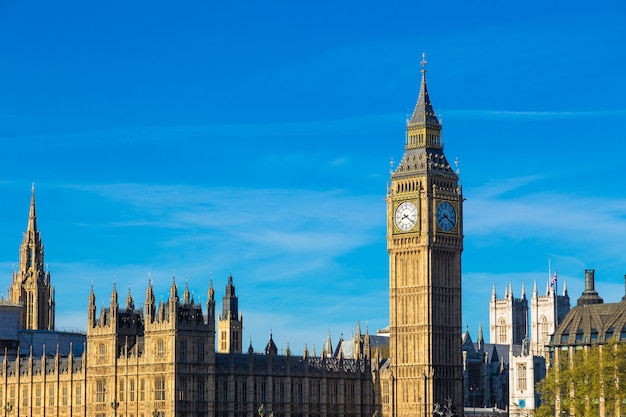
[0,58,464,417]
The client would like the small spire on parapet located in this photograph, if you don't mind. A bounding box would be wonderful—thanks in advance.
[183,276,190,304]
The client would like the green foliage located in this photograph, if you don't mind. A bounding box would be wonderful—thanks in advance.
[536,342,626,417]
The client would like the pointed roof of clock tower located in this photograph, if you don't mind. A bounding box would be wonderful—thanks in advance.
[408,53,440,127]
[392,54,455,179]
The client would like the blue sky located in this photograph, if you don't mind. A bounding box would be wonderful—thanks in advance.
[1,1,625,353]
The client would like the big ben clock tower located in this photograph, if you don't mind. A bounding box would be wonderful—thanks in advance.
[387,55,463,417]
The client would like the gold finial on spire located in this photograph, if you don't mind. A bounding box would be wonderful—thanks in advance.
[420,52,427,73]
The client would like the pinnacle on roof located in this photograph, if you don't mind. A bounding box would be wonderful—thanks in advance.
[265,332,278,355]
[183,277,190,304]
[208,278,215,301]
[27,183,38,234]
[408,53,440,127]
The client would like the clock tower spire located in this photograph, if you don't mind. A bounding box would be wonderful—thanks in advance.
[387,55,463,417]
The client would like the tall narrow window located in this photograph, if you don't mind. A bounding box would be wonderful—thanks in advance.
[129,379,135,402]
[22,387,29,407]
[140,379,145,401]
[180,339,187,362]
[196,377,205,402]
[156,339,165,359]
[517,363,527,391]
[119,379,125,402]
[155,377,166,401]
[48,385,55,406]
[197,339,204,363]
[62,384,68,406]
[75,385,82,406]
[98,343,107,363]
[498,318,507,344]
[96,379,107,403]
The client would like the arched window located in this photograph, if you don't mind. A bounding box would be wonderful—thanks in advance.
[498,318,507,344]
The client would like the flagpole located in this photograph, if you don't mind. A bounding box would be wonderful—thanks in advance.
[555,270,559,326]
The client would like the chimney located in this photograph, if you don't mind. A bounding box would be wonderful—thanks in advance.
[577,269,603,306]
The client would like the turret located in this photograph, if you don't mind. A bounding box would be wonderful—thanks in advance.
[183,278,191,304]
[110,279,119,323]
[169,274,179,319]
[217,275,243,353]
[206,279,215,328]
[125,284,134,311]
[145,279,155,323]
[88,284,96,327]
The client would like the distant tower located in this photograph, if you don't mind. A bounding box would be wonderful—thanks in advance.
[387,55,464,417]
[489,283,528,345]
[9,185,55,330]
[530,277,570,357]
[217,275,243,353]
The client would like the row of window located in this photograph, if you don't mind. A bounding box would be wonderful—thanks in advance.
[97,338,206,363]
[0,384,83,407]
[96,377,165,403]
[559,327,626,345]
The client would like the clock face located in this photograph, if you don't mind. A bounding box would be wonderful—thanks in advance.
[395,201,418,232]
[436,201,456,232]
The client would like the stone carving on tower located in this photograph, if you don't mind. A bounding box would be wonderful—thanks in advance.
[386,54,463,417]
[9,185,55,330]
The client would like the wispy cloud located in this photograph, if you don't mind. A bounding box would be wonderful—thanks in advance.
[446,109,626,121]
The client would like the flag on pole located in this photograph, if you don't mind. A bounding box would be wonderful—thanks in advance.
[551,271,557,287]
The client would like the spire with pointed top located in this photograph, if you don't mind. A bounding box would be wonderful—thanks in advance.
[533,279,538,296]
[221,275,238,320]
[88,283,96,326]
[492,283,497,300]
[169,274,179,304]
[126,284,134,311]
[265,332,278,355]
[110,278,119,308]
[408,53,440,127]
[27,183,38,234]
[521,282,526,298]
[11,185,55,329]
[183,277,190,304]
[324,329,333,358]
[208,277,215,301]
